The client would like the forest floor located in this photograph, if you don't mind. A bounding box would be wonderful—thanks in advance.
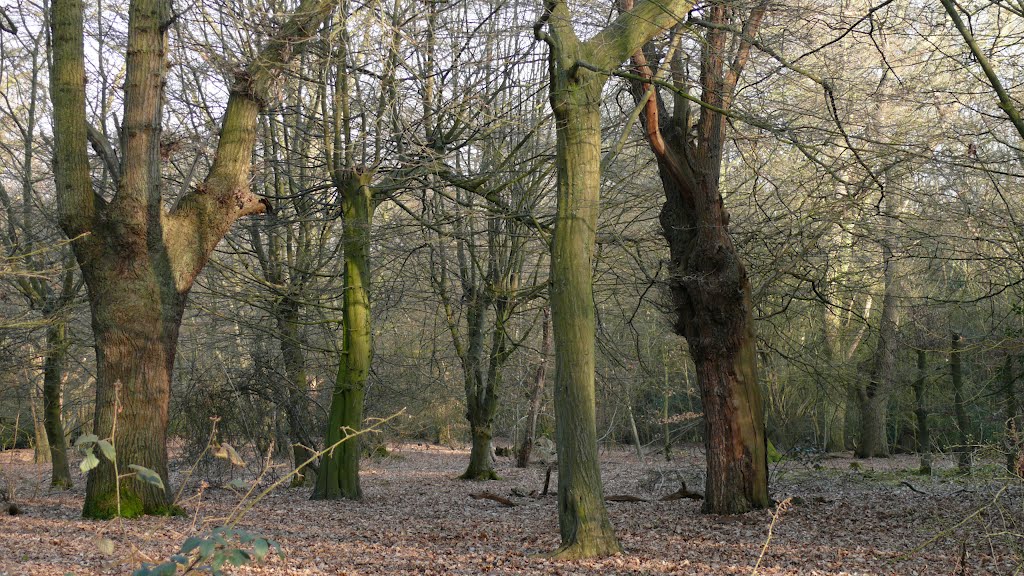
[1,442,1022,575]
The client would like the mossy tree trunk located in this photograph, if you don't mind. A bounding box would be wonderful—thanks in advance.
[623,2,769,514]
[314,170,376,501]
[42,320,73,488]
[459,294,507,481]
[50,0,341,518]
[536,0,691,555]
[547,83,620,556]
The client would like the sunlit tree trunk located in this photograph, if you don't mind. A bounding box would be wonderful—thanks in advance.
[314,170,375,500]
[624,2,769,514]
[50,0,341,517]
[536,0,692,554]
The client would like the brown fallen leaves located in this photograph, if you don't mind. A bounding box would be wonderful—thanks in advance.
[1,444,1021,575]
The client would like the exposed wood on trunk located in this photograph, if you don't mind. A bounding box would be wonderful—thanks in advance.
[621,1,770,514]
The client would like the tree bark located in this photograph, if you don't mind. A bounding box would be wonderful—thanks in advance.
[537,0,694,554]
[548,89,620,555]
[913,348,931,474]
[624,3,770,514]
[314,170,375,501]
[517,307,551,468]
[951,332,971,473]
[855,243,900,459]
[50,0,342,518]
[42,321,73,488]
[29,378,50,464]
[460,303,505,481]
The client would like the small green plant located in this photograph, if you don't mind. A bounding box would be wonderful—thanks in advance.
[132,527,282,575]
[74,434,165,492]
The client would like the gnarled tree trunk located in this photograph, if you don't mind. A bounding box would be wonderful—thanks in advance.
[624,2,770,514]
[50,0,342,518]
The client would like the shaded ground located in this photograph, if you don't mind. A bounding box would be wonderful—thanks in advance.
[1,443,1021,575]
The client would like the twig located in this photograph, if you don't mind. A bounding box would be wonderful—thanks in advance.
[900,480,928,495]
[752,497,792,575]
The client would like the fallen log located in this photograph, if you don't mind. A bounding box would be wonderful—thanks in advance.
[470,491,516,507]
[606,495,648,502]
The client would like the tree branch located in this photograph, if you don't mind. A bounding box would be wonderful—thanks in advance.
[86,123,120,188]
[587,0,692,72]
[939,0,1024,142]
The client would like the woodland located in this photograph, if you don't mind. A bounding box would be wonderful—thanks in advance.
[0,0,1023,573]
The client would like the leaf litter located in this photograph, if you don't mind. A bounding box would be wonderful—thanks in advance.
[1,444,1021,575]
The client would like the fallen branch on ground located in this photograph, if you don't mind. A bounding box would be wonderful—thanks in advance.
[606,495,648,502]
[660,482,704,501]
[470,492,516,507]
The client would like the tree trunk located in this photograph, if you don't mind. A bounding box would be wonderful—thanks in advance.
[275,296,314,486]
[856,392,888,459]
[83,281,184,518]
[662,385,672,462]
[913,348,931,474]
[458,293,502,480]
[547,55,620,560]
[50,0,341,518]
[1005,354,1020,475]
[314,170,374,501]
[29,376,50,464]
[627,404,643,459]
[623,3,770,514]
[42,321,73,488]
[648,115,770,516]
[952,332,971,474]
[517,307,551,468]
[855,243,900,459]
[464,422,497,480]
[538,0,693,555]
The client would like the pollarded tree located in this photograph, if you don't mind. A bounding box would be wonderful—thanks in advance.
[314,0,402,499]
[623,0,770,514]
[50,0,342,518]
[535,0,694,557]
